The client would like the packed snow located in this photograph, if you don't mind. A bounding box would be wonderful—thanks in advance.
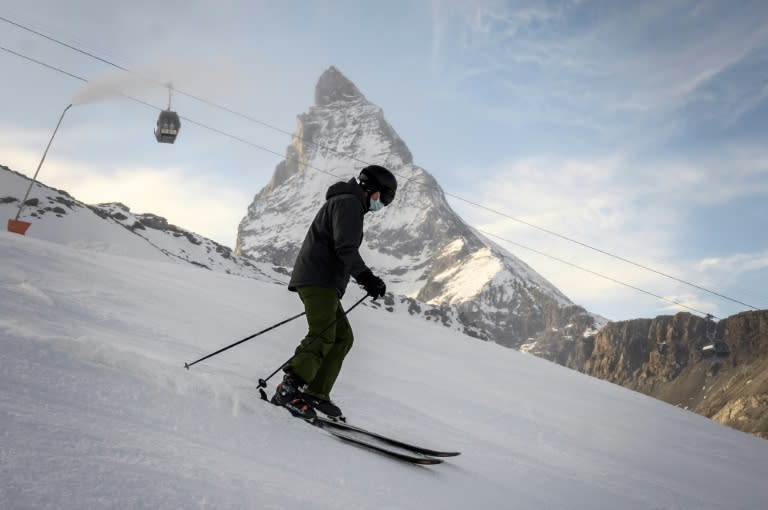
[430,247,503,305]
[1,231,767,509]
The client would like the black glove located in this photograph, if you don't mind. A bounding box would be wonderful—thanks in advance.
[355,269,386,299]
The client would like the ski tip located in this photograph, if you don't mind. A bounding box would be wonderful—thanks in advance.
[428,451,461,457]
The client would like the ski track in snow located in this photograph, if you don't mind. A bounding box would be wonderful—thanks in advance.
[1,231,768,509]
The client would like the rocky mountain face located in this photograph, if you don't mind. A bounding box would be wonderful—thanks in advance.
[532,310,768,439]
[236,66,598,347]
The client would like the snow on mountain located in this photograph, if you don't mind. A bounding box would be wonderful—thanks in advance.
[2,230,767,509]
[236,66,596,348]
[0,164,281,282]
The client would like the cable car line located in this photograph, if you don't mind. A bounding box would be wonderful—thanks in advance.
[3,13,759,314]
[0,43,86,82]
[476,228,719,319]
[444,194,759,312]
[0,40,757,318]
[0,14,124,74]
[0,45,357,182]
[0,13,760,313]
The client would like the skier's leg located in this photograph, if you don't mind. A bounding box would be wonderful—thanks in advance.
[284,286,340,384]
[303,305,354,401]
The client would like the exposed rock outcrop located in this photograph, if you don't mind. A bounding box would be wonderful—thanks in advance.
[535,310,768,439]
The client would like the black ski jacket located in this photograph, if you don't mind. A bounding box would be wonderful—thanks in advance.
[288,178,370,296]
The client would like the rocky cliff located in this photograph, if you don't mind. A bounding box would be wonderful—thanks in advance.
[533,310,768,439]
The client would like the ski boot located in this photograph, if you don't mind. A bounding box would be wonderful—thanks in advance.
[301,393,345,422]
[271,374,316,420]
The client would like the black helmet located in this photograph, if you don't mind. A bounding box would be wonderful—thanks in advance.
[358,165,397,206]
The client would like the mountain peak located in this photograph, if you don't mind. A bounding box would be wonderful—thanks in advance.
[315,66,366,107]
[237,66,585,350]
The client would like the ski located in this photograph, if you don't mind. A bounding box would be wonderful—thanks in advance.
[322,427,444,465]
[260,390,459,464]
[311,415,461,459]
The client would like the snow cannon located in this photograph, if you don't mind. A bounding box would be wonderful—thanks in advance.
[7,219,31,235]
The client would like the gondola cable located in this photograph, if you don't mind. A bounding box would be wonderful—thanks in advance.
[0,41,755,319]
[0,14,760,313]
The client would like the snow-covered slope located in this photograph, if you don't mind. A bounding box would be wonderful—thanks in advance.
[1,163,281,281]
[236,67,595,348]
[2,231,767,509]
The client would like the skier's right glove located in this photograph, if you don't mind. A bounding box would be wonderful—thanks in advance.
[355,269,386,299]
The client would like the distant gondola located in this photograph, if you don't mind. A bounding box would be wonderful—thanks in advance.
[701,340,730,359]
[700,314,730,360]
[155,84,181,144]
[155,109,181,144]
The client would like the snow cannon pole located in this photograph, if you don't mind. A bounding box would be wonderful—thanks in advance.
[257,293,371,401]
[184,310,307,370]
[10,104,72,235]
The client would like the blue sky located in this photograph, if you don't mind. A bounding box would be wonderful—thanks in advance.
[1,0,767,321]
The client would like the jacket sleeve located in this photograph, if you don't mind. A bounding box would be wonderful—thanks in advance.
[330,196,369,277]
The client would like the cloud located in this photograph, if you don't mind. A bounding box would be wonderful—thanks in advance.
[456,154,680,254]
[655,292,719,317]
[677,45,768,132]
[696,251,768,276]
[448,155,676,307]
[449,150,768,318]
[426,0,768,150]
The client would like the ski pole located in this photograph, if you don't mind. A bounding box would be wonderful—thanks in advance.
[257,293,370,400]
[184,310,307,370]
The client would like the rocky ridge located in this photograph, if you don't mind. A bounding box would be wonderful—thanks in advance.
[531,310,768,439]
[0,164,280,281]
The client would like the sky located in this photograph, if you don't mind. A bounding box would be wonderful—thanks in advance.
[1,0,767,321]
[2,230,768,508]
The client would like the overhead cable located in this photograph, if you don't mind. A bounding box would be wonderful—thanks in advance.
[0,14,759,312]
[0,39,754,317]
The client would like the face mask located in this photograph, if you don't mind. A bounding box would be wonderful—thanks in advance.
[369,197,384,212]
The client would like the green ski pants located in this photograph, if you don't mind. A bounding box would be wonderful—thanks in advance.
[284,286,354,401]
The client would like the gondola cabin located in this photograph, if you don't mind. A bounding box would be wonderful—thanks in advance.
[155,109,181,144]
[701,340,730,359]
[700,314,730,360]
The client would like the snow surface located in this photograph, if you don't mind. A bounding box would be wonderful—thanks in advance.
[0,169,168,262]
[1,166,281,282]
[2,231,767,509]
[430,247,503,305]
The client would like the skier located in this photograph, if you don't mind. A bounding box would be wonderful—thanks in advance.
[271,165,398,420]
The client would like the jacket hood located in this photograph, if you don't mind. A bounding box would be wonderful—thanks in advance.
[326,178,368,211]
